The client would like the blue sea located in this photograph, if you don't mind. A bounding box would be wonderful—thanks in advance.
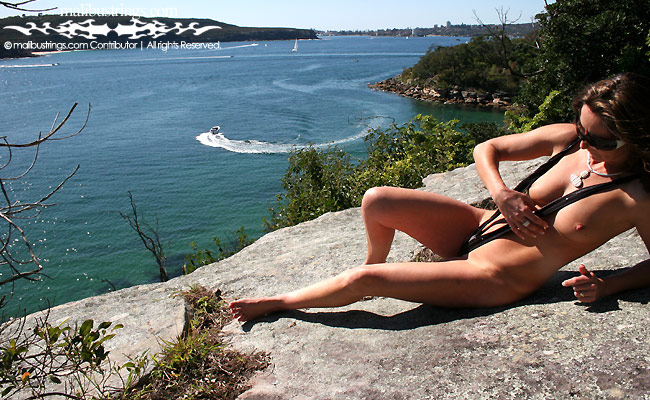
[0,36,504,317]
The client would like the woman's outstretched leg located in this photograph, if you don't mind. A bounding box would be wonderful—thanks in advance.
[229,260,525,321]
[361,187,489,263]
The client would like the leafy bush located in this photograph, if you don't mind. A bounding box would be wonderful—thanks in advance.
[266,117,508,230]
[264,146,362,230]
[360,115,476,188]
[184,227,254,274]
[505,90,564,133]
[0,317,144,399]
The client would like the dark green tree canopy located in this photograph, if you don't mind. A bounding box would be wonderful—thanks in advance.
[518,0,650,121]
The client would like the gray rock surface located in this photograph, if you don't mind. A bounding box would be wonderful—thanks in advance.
[8,159,650,399]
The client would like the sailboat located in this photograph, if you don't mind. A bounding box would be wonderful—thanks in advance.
[292,38,298,52]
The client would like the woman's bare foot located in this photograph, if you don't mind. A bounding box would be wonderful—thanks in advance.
[229,297,286,322]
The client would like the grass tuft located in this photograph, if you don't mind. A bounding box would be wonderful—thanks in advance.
[121,285,268,400]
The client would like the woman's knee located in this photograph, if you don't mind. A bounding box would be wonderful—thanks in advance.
[340,266,384,297]
[361,186,396,215]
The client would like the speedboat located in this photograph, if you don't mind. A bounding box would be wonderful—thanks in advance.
[210,126,220,134]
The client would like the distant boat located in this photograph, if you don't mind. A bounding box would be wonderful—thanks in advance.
[292,39,298,52]
[210,126,220,134]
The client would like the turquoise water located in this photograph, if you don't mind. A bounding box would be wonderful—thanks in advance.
[0,36,504,317]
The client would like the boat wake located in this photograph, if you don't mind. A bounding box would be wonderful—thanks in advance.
[221,43,259,50]
[0,63,58,68]
[196,130,367,154]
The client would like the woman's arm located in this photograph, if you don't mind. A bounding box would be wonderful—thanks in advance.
[601,260,650,296]
[472,123,576,238]
[562,261,650,303]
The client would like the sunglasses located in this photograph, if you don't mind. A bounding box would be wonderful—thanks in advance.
[575,119,626,151]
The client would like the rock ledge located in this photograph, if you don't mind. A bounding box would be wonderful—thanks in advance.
[11,159,650,399]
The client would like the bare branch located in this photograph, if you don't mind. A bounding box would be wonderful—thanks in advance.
[473,7,526,78]
[120,192,169,282]
[0,0,57,12]
[0,103,90,148]
[0,104,87,300]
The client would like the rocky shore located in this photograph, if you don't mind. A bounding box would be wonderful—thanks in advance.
[369,77,513,109]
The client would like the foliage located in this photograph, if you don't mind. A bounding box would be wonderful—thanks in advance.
[360,115,475,188]
[516,0,650,122]
[395,1,650,127]
[647,28,650,61]
[505,90,564,133]
[401,35,538,94]
[361,116,507,190]
[0,286,267,399]
[183,227,255,274]
[123,285,268,400]
[266,117,508,230]
[264,146,362,230]
[0,316,145,399]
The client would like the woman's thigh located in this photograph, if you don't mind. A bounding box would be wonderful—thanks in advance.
[362,186,491,257]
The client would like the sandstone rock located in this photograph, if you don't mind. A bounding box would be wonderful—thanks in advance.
[7,158,650,399]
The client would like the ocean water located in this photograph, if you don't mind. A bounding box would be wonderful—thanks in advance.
[0,36,504,317]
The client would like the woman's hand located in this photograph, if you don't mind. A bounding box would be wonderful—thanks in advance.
[493,187,548,239]
[561,264,605,303]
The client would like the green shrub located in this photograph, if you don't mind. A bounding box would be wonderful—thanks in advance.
[184,227,254,274]
[516,0,650,121]
[0,318,142,399]
[360,115,475,188]
[264,146,362,230]
[266,117,508,230]
[505,90,565,133]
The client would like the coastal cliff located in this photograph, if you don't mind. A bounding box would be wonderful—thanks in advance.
[9,159,650,399]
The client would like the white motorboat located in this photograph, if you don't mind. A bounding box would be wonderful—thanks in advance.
[210,126,220,134]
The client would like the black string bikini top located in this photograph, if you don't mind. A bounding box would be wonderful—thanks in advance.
[458,137,638,256]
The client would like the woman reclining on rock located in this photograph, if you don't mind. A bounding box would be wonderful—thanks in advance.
[230,72,650,322]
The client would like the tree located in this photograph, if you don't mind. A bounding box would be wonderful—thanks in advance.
[517,0,650,122]
[0,103,88,309]
[0,105,141,400]
[120,192,169,282]
[473,7,538,79]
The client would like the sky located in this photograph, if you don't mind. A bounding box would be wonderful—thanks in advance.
[0,0,551,30]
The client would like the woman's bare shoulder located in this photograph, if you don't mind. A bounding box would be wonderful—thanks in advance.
[622,180,650,247]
